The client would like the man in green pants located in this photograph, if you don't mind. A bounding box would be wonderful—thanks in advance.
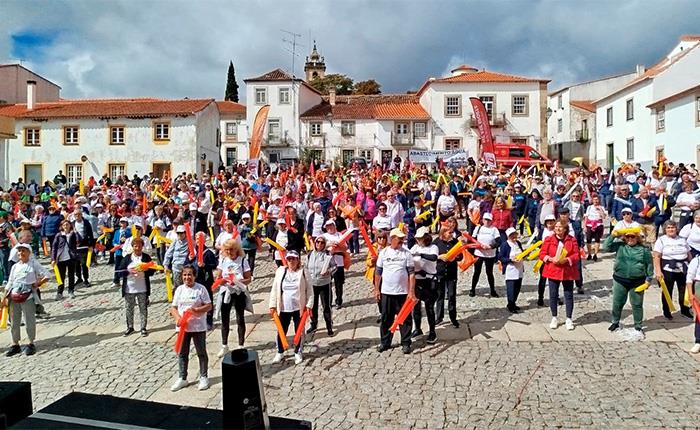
[602,228,654,333]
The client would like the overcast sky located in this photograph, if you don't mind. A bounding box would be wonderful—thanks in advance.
[3,0,699,102]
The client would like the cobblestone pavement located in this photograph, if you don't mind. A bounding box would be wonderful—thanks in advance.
[2,243,700,429]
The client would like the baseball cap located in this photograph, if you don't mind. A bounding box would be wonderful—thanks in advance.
[482,213,493,221]
[506,227,517,237]
[119,217,130,224]
[241,213,251,219]
[415,226,431,239]
[390,228,406,238]
[544,214,556,222]
[276,218,286,225]
[286,250,300,259]
[189,203,198,211]
[176,225,187,233]
[621,207,633,214]
[324,219,336,227]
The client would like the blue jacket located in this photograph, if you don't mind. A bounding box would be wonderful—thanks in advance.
[112,228,131,257]
[41,213,64,238]
[632,196,657,224]
[611,196,634,221]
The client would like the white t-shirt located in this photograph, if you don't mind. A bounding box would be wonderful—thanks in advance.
[680,223,700,252]
[275,229,289,261]
[437,195,457,215]
[410,244,438,278]
[323,231,345,267]
[687,256,700,282]
[217,255,251,282]
[311,213,325,237]
[473,225,500,258]
[280,268,301,312]
[377,246,414,295]
[584,205,606,222]
[372,215,392,231]
[172,283,211,333]
[653,235,690,261]
[676,192,697,211]
[125,254,148,294]
[504,240,524,280]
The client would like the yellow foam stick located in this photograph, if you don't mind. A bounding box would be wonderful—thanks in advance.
[515,240,542,261]
[0,305,8,330]
[53,263,63,285]
[431,215,440,231]
[398,222,405,231]
[533,259,543,273]
[524,220,532,236]
[527,249,540,260]
[148,228,157,241]
[131,225,137,239]
[684,285,691,307]
[634,282,650,293]
[96,232,107,243]
[423,200,434,206]
[158,234,172,246]
[557,248,569,264]
[263,237,285,251]
[156,191,169,201]
[251,219,269,234]
[517,214,525,225]
[210,190,215,204]
[86,247,93,267]
[646,207,657,217]
[165,270,174,302]
[253,202,259,228]
[402,180,410,190]
[304,233,312,251]
[79,179,85,196]
[416,210,432,221]
[209,226,215,243]
[659,278,676,312]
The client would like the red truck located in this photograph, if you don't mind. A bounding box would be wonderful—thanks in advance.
[493,143,553,168]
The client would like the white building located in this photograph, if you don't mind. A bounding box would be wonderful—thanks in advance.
[299,93,431,164]
[217,100,247,166]
[416,65,550,157]
[595,35,700,170]
[243,68,323,163]
[0,85,219,187]
[547,71,637,165]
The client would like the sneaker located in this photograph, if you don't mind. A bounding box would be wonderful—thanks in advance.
[514,305,521,312]
[690,344,700,354]
[217,345,229,358]
[83,281,91,288]
[435,319,444,326]
[306,326,317,335]
[123,328,134,336]
[490,290,499,298]
[507,304,518,314]
[111,283,120,289]
[593,254,598,262]
[411,329,423,339]
[23,344,36,356]
[170,378,188,392]
[376,344,390,353]
[197,377,209,391]
[586,254,592,261]
[272,352,284,363]
[55,293,64,301]
[401,345,411,354]
[5,345,21,357]
[663,313,673,320]
[577,287,584,295]
[681,309,694,319]
[565,318,574,331]
[327,329,334,337]
[451,321,460,328]
[140,329,148,337]
[557,298,563,305]
[608,322,620,332]
[468,290,475,297]
[426,332,437,344]
[549,317,558,329]
[69,292,76,299]
[294,353,303,365]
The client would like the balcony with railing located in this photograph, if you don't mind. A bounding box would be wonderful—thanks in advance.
[575,128,589,142]
[391,132,415,146]
[467,112,507,128]
[262,137,291,147]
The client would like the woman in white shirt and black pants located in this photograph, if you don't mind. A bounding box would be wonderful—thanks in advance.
[653,221,693,319]
[410,227,440,344]
[498,228,524,313]
[470,213,501,297]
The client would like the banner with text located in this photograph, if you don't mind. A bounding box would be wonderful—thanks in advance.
[469,97,496,169]
[409,149,468,164]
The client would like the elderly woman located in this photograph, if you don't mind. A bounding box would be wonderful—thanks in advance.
[3,243,48,356]
[215,239,252,357]
[679,211,700,257]
[119,237,156,336]
[654,220,692,320]
[323,219,348,309]
[470,213,501,297]
[51,220,79,300]
[584,194,607,261]
[434,226,461,327]
[306,235,336,335]
[539,220,580,330]
[269,250,313,365]
[603,227,654,332]
[410,227,439,344]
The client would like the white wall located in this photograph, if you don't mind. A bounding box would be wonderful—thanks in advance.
[219,114,248,165]
[195,102,221,175]
[653,94,700,164]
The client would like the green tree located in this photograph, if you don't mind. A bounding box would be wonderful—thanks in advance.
[224,61,239,102]
[353,79,381,95]
[309,73,354,95]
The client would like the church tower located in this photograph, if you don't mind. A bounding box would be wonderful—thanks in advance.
[304,41,326,81]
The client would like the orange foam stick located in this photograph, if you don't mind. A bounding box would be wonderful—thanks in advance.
[461,232,483,249]
[359,223,377,257]
[458,250,478,272]
[691,297,700,324]
[293,308,311,347]
[231,225,239,240]
[211,278,225,292]
[445,241,467,261]
[184,226,195,258]
[390,297,417,333]
[271,310,289,351]
[335,228,355,246]
[42,238,49,257]
[279,249,288,267]
[142,194,148,211]
[196,232,206,265]
[173,309,194,353]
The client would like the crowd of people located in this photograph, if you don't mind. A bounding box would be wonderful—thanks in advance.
[1,156,700,390]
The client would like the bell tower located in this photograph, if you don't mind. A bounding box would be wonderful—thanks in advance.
[304,41,326,81]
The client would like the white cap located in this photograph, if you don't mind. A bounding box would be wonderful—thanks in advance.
[324,219,336,227]
[154,220,166,229]
[241,213,251,219]
[95,203,103,208]
[415,226,431,239]
[119,217,130,224]
[175,225,187,233]
[544,214,556,222]
[482,213,493,221]
[286,250,300,259]
[390,228,406,238]
[189,203,198,211]
[506,227,517,237]
[276,218,286,225]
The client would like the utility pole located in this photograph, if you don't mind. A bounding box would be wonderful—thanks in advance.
[281,30,305,160]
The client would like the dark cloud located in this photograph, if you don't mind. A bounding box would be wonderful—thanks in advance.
[3,0,699,100]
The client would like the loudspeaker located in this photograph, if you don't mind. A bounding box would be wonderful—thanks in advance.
[222,349,270,430]
[0,381,32,429]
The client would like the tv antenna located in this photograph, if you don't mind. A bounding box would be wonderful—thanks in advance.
[281,29,304,78]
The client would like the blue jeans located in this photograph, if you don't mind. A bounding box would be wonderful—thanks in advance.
[506,279,522,307]
[549,279,574,318]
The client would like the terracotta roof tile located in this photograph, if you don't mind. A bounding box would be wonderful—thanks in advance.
[569,100,596,113]
[244,68,295,82]
[300,94,429,120]
[437,70,549,84]
[0,98,214,119]
[216,100,246,115]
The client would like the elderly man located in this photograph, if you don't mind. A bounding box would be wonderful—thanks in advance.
[633,187,658,246]
[164,225,191,287]
[385,190,404,229]
[72,207,94,287]
[374,228,416,354]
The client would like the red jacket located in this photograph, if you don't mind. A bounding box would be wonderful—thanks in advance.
[539,234,580,281]
[490,208,513,230]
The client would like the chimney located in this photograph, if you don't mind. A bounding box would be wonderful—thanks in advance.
[328,88,336,106]
[27,80,37,111]
[635,64,645,76]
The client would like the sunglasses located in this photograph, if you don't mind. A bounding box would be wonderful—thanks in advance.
[315,240,326,244]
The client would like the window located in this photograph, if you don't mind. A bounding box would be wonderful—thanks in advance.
[225,122,238,138]
[278,88,290,104]
[395,123,409,134]
[606,107,613,127]
[24,127,40,146]
[226,147,237,166]
[557,118,563,133]
[255,88,267,104]
[153,122,170,141]
[110,126,125,145]
[414,122,426,137]
[445,138,461,150]
[66,164,82,185]
[310,122,322,136]
[512,95,528,116]
[342,149,354,164]
[656,108,665,132]
[511,137,527,145]
[359,149,372,160]
[267,119,281,142]
[268,152,280,163]
[479,95,495,121]
[108,163,126,182]
[445,95,461,117]
[626,138,634,160]
[508,148,525,157]
[626,98,634,121]
[341,121,355,136]
[557,94,563,109]
[63,126,79,145]
[528,150,543,160]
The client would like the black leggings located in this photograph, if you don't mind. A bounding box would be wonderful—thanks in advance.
[413,278,438,333]
[245,249,257,275]
[311,284,332,330]
[471,257,495,292]
[56,259,76,294]
[662,270,689,315]
[277,310,302,353]
[333,267,345,306]
[220,293,247,346]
